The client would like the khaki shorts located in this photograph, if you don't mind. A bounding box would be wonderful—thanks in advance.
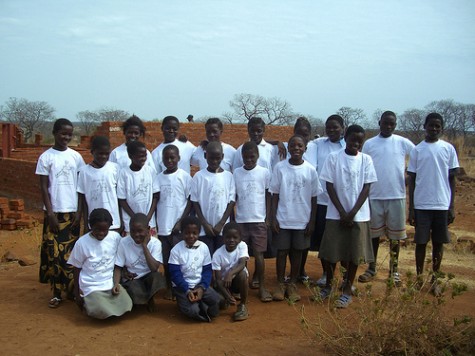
[369,199,407,240]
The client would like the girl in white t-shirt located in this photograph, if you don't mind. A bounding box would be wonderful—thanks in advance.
[36,118,85,308]
[68,208,132,319]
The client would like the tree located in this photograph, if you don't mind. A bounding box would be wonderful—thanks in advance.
[76,110,101,135]
[225,93,294,125]
[95,107,130,122]
[336,106,367,127]
[425,99,474,139]
[0,97,55,142]
[399,108,426,142]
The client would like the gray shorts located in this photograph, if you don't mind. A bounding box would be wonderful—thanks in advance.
[273,229,309,250]
[414,209,450,244]
[369,199,407,240]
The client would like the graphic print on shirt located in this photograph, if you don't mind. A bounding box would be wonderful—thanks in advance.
[209,185,225,215]
[160,183,175,208]
[132,177,150,199]
[239,179,258,204]
[55,161,74,183]
[182,255,200,276]
[291,175,306,205]
[91,179,113,202]
[91,253,114,271]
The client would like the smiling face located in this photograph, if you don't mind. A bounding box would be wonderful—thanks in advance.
[124,125,141,144]
[130,146,147,170]
[224,228,241,252]
[325,119,344,143]
[162,120,179,143]
[288,136,306,164]
[424,117,443,142]
[130,221,150,245]
[379,115,397,138]
[162,147,180,172]
[248,123,265,144]
[183,223,200,248]
[205,143,224,172]
[53,124,73,150]
[345,132,365,155]
[92,144,111,168]
[205,123,222,142]
[90,221,110,241]
[242,148,258,170]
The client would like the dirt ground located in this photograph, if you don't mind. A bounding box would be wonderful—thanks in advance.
[1,181,474,356]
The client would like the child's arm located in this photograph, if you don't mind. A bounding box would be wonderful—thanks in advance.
[118,199,135,229]
[192,201,214,236]
[146,192,160,224]
[266,139,287,160]
[305,196,317,237]
[214,269,236,304]
[265,189,271,227]
[326,182,353,227]
[271,193,280,234]
[407,172,416,226]
[223,257,247,287]
[173,198,192,234]
[142,235,161,272]
[40,175,59,234]
[347,183,371,222]
[448,168,458,224]
[73,267,84,310]
[112,265,122,295]
[213,201,236,235]
[77,193,88,232]
[169,263,189,293]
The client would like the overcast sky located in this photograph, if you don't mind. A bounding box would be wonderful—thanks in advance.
[1,0,474,123]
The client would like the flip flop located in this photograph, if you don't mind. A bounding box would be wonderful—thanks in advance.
[259,289,273,303]
[48,297,62,308]
[335,294,352,309]
[358,270,375,283]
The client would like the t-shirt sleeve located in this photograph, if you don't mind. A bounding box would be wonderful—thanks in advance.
[115,239,126,267]
[269,165,281,194]
[184,174,192,198]
[238,242,250,260]
[77,169,86,194]
[67,240,85,268]
[449,144,460,169]
[407,148,417,173]
[150,239,163,264]
[190,174,199,202]
[228,174,236,202]
[233,146,243,170]
[35,153,49,176]
[116,170,127,199]
[319,154,335,183]
[364,155,378,184]
[311,169,323,197]
[211,252,222,271]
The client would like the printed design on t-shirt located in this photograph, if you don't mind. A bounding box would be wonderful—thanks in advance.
[239,179,259,204]
[91,254,114,271]
[290,175,306,204]
[342,165,360,192]
[182,255,200,276]
[91,179,112,202]
[55,161,74,184]
[209,185,225,213]
[160,184,175,208]
[132,177,150,199]
[129,252,146,269]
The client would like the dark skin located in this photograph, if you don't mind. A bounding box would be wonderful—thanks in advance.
[247,123,287,160]
[124,125,143,145]
[161,120,179,143]
[182,224,205,302]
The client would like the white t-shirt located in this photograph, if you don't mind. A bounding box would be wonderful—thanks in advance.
[151,139,196,174]
[284,140,318,169]
[320,150,378,222]
[190,169,236,236]
[169,240,211,289]
[156,169,192,236]
[67,231,121,297]
[212,241,249,278]
[77,162,121,229]
[109,143,155,171]
[117,165,160,231]
[35,147,85,213]
[233,165,270,223]
[314,137,346,205]
[408,139,459,210]
[115,235,163,279]
[269,160,323,229]
[233,139,279,172]
[191,142,236,172]
[363,134,415,200]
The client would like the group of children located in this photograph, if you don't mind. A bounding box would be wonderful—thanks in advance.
[36,110,459,321]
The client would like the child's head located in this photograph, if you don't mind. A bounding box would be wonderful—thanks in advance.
[127,140,147,170]
[161,116,180,143]
[89,208,113,241]
[247,117,266,144]
[293,117,312,143]
[325,115,345,143]
[379,111,397,138]
[205,118,223,142]
[129,213,150,245]
[122,115,146,144]
[288,134,306,163]
[222,222,241,252]
[241,141,259,170]
[181,216,201,247]
[52,118,74,150]
[344,124,365,155]
[424,112,444,142]
[205,141,224,172]
[162,144,180,172]
[90,136,111,168]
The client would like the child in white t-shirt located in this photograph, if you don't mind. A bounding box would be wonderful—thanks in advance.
[358,111,414,286]
[117,140,159,235]
[36,118,86,308]
[318,125,377,308]
[408,112,459,296]
[68,208,132,319]
[156,144,193,299]
[109,115,155,171]
[169,216,221,322]
[191,141,236,255]
[269,135,322,302]
[151,115,196,174]
[114,213,166,311]
[212,222,250,321]
[77,136,121,231]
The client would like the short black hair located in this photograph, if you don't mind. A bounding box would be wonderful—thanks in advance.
[122,115,146,136]
[345,124,365,139]
[205,117,223,130]
[293,116,311,133]
[181,216,201,232]
[242,141,259,155]
[424,112,444,128]
[163,144,179,155]
[326,114,344,127]
[130,213,149,230]
[380,111,396,120]
[206,141,223,154]
[127,140,146,157]
[162,115,180,128]
[90,136,111,151]
[288,134,307,147]
[53,118,73,134]
[223,221,241,237]
[89,208,113,227]
[248,117,265,129]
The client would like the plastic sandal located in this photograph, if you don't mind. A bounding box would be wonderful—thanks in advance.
[335,294,352,309]
[312,287,331,302]
[358,270,375,283]
[48,297,62,308]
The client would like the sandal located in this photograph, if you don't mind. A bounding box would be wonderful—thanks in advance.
[249,280,260,289]
[334,294,352,309]
[358,270,375,283]
[48,297,62,308]
[259,289,273,303]
[311,287,331,302]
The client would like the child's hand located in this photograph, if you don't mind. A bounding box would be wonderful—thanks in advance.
[74,293,84,310]
[111,284,121,295]
[448,207,455,225]
[277,141,287,159]
[213,222,224,236]
[47,213,60,234]
[141,234,151,249]
[123,267,137,281]
[408,208,415,226]
[203,223,215,237]
[272,220,280,234]
[172,221,181,234]
[223,274,233,288]
[304,223,314,238]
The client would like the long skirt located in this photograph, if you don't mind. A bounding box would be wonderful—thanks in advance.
[83,286,133,319]
[122,272,166,305]
[39,212,79,297]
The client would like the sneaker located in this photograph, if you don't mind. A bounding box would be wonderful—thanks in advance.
[286,283,301,302]
[284,276,290,283]
[233,304,249,321]
[315,275,327,287]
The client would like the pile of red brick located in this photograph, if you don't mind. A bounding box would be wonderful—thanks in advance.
[0,198,38,230]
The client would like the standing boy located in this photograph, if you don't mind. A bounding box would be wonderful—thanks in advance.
[407,112,459,296]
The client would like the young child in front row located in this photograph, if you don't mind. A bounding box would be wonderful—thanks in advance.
[114,213,166,312]
[269,135,322,302]
[169,216,221,322]
[77,136,121,231]
[36,118,85,308]
[68,208,132,319]
[212,222,250,321]
[117,140,159,235]
[191,141,236,255]
[407,112,459,296]
[318,125,377,308]
[156,144,193,299]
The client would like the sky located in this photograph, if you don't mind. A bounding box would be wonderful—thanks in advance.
[1,0,475,123]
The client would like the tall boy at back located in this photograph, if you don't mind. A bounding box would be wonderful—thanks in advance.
[407,112,459,296]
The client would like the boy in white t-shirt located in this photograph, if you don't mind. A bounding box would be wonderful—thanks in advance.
[318,125,377,308]
[269,135,322,302]
[212,222,250,321]
[151,115,196,174]
[358,111,415,286]
[77,136,122,231]
[114,213,166,312]
[117,140,159,235]
[191,141,236,255]
[408,113,459,297]
[169,216,221,322]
